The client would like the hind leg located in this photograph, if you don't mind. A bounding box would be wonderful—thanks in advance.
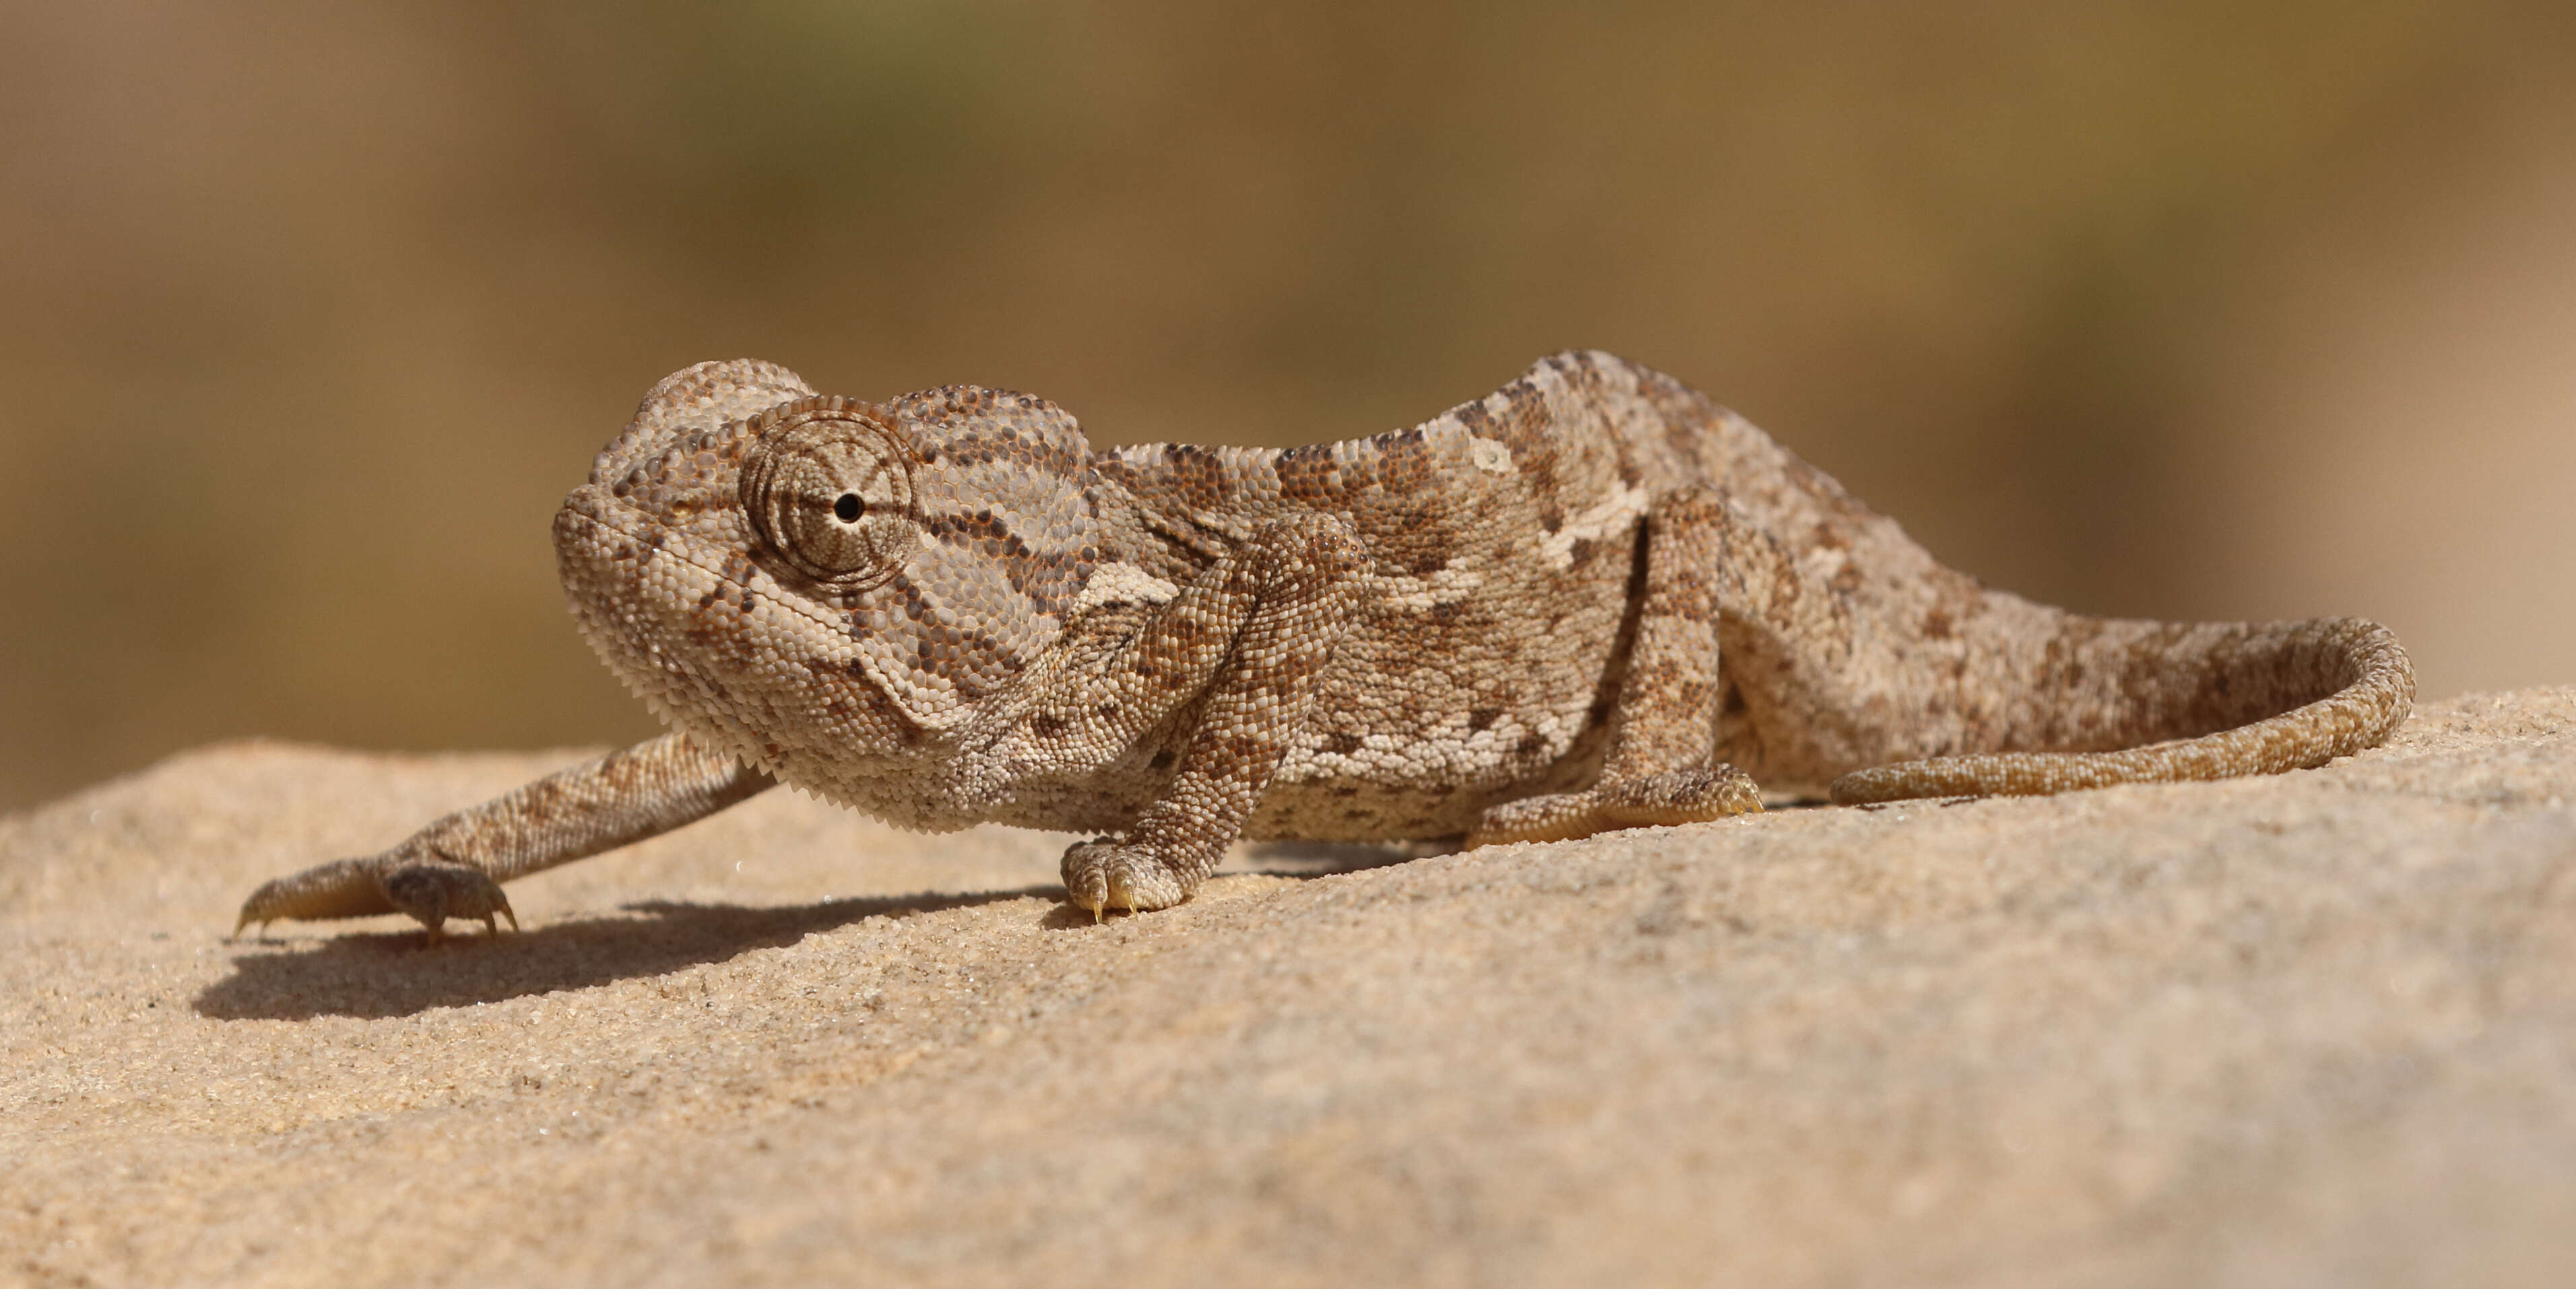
[1468,487,1762,848]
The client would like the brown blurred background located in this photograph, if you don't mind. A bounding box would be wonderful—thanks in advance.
[3,1,2572,813]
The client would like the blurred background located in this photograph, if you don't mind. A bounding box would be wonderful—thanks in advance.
[3,1,2572,813]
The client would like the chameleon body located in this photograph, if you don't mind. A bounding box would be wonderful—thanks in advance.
[237,351,2413,933]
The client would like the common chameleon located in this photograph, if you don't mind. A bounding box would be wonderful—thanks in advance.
[236,351,2414,936]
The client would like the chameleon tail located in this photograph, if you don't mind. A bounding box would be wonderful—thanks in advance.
[1829,616,2414,804]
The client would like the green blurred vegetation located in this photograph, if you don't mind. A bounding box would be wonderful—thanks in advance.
[3,0,2572,811]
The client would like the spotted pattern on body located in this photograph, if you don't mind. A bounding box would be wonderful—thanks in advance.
[236,350,2414,935]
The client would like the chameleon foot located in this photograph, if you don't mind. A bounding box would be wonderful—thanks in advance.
[1464,766,1763,848]
[1060,840,1190,920]
[380,861,519,943]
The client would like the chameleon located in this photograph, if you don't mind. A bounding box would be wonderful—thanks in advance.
[235,350,2414,937]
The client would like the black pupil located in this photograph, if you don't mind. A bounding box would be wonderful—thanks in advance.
[833,493,864,523]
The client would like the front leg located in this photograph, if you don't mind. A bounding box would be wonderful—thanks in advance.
[1467,486,1763,847]
[234,731,773,941]
[1058,514,1364,917]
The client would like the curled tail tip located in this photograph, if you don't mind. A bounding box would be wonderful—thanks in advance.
[1830,615,2416,810]
[2325,615,2417,739]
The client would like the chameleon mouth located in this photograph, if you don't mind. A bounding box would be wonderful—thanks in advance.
[552,485,849,639]
[552,498,737,734]
[552,489,842,757]
[550,484,951,815]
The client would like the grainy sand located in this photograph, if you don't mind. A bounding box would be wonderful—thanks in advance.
[5,689,2574,1287]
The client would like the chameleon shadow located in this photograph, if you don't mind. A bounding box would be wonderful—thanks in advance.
[193,885,1060,1021]
[1231,839,1444,877]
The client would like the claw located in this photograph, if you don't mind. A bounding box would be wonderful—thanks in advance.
[382,860,515,943]
[1059,838,1190,919]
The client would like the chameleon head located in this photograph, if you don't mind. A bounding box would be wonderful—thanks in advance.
[552,360,1104,822]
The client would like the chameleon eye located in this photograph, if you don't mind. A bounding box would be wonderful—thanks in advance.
[737,400,917,588]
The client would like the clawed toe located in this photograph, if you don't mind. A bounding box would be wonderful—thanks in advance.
[228,851,519,943]
[381,861,517,942]
[1060,840,1188,920]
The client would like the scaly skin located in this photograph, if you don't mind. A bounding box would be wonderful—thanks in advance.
[236,350,2412,935]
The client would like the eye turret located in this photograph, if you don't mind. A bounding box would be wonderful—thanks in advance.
[737,399,918,588]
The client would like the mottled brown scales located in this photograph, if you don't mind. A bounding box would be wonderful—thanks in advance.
[235,351,2414,935]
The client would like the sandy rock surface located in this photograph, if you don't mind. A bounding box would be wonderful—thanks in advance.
[5,689,2575,1287]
